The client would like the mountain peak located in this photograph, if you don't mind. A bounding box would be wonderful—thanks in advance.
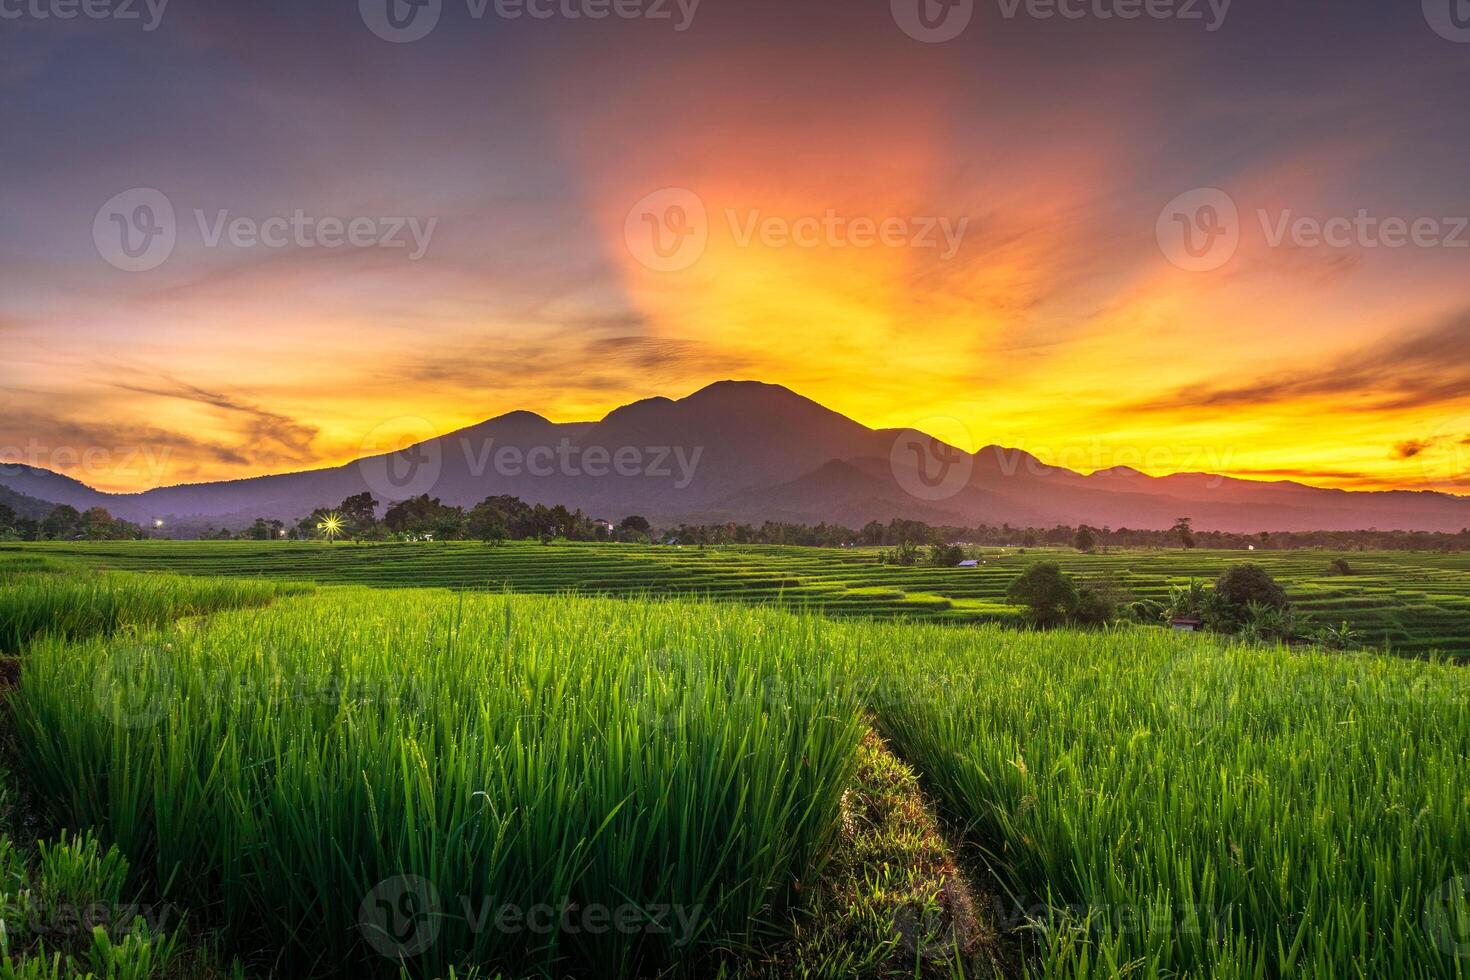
[678,379,800,407]
[599,396,675,424]
[487,410,552,425]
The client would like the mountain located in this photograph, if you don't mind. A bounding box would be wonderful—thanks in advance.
[0,479,61,522]
[3,381,1468,534]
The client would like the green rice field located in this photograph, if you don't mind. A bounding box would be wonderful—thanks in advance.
[1,548,1468,978]
[7,539,1470,655]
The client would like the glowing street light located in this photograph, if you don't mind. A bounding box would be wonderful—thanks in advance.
[317,513,344,542]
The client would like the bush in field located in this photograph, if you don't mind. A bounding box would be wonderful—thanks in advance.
[1070,586,1118,626]
[1006,563,1079,627]
[1215,563,1289,612]
[1128,598,1166,623]
[1164,580,1209,621]
[1209,563,1290,634]
[1313,620,1366,651]
[880,541,922,567]
[1329,558,1355,576]
[1238,599,1303,644]
[926,544,966,567]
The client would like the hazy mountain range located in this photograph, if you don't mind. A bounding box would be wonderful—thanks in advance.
[4,381,1468,534]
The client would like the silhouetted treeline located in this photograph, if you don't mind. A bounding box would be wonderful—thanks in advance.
[0,503,146,541]
[13,496,1466,553]
[201,493,638,544]
[656,518,1470,552]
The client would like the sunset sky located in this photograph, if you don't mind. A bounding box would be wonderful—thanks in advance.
[3,0,1468,494]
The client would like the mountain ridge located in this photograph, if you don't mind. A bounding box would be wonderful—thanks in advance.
[2,380,1467,534]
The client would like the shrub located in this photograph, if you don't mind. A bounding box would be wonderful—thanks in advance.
[1072,586,1118,626]
[1164,581,1208,621]
[1213,563,1289,625]
[1128,599,1165,624]
[1328,558,1354,576]
[1313,621,1366,651]
[927,544,966,567]
[1238,600,1302,644]
[1006,563,1079,627]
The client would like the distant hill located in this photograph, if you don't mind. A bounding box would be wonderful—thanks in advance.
[0,479,60,521]
[3,380,1468,534]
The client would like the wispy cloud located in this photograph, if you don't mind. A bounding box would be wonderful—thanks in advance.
[1135,309,1470,414]
[107,378,319,462]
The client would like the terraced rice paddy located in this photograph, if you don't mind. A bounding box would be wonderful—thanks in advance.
[867,623,1470,979]
[16,589,866,978]
[10,540,1470,655]
[2,549,1469,979]
[0,556,310,654]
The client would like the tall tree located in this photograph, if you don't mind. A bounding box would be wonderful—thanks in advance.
[41,505,82,540]
[1171,517,1196,549]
